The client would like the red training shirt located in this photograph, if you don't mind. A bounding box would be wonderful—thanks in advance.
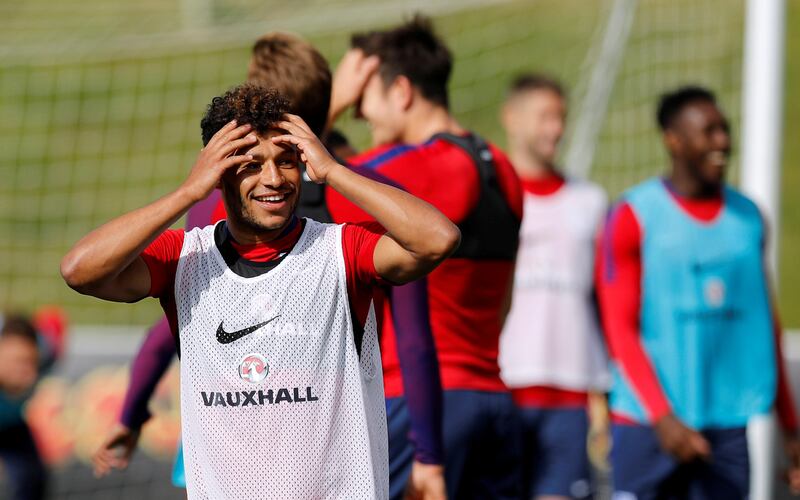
[349,138,524,395]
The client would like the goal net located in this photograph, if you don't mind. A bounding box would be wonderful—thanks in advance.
[0,0,756,497]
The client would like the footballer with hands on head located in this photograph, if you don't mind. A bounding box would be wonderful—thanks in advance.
[61,84,459,499]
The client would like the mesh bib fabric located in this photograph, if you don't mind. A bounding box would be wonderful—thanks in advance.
[500,179,610,391]
[175,219,388,499]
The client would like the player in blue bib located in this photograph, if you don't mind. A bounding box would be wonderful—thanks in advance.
[596,86,800,498]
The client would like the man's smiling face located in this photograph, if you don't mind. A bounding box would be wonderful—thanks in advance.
[220,128,301,239]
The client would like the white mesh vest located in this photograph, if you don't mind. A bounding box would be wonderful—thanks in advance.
[499,179,611,392]
[175,219,388,499]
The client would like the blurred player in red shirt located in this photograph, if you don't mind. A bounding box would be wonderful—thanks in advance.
[329,15,524,499]
[498,74,609,500]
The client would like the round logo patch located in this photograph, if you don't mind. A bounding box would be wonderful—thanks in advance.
[703,277,726,308]
[239,353,269,383]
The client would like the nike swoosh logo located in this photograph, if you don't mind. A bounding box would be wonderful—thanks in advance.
[216,316,280,344]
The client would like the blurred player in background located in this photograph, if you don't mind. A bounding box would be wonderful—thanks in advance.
[92,32,447,499]
[597,85,800,499]
[498,74,609,500]
[0,309,67,500]
[62,84,460,498]
[329,15,524,499]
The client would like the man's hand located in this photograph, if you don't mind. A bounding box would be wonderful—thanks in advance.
[783,433,800,494]
[329,49,380,124]
[180,120,258,202]
[654,413,711,463]
[274,113,459,284]
[92,424,141,478]
[404,461,447,500]
[272,114,341,184]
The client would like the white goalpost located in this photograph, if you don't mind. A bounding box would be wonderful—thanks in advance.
[741,0,787,498]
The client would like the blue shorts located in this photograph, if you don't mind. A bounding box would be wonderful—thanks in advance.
[387,390,521,500]
[518,407,592,499]
[172,438,185,488]
[611,423,749,500]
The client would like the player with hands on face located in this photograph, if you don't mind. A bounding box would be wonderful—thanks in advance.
[93,32,447,499]
[329,16,524,500]
[62,85,460,499]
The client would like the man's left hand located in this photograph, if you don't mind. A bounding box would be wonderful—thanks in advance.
[784,433,800,495]
[272,114,340,184]
[404,461,447,500]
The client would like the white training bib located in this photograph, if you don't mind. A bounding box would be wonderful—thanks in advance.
[499,179,611,392]
[175,219,388,500]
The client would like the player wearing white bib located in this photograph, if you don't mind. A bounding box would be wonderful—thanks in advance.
[498,75,609,500]
[61,84,460,499]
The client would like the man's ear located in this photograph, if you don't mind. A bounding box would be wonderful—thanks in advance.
[663,129,682,157]
[392,75,414,111]
[500,100,517,132]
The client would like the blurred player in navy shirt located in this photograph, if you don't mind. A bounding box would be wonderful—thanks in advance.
[329,15,524,500]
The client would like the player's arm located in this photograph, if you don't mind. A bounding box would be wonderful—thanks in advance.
[770,296,800,494]
[93,318,176,477]
[61,121,256,302]
[760,216,800,493]
[391,281,447,499]
[122,318,176,429]
[596,202,710,462]
[273,115,460,284]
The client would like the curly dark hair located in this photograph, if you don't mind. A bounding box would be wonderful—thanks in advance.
[200,84,290,146]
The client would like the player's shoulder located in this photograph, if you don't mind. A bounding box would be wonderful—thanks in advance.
[604,198,639,234]
[722,183,759,211]
[564,177,607,204]
[620,177,662,199]
[348,142,433,171]
[340,220,385,236]
[184,221,217,238]
[297,217,341,238]
[720,184,766,229]
[485,140,510,160]
[180,221,221,252]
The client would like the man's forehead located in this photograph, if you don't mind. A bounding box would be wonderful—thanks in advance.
[509,88,565,111]
[677,101,726,128]
[240,128,295,157]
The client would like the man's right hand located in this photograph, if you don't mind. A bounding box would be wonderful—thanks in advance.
[180,120,258,203]
[654,413,711,463]
[329,49,380,125]
[92,423,141,477]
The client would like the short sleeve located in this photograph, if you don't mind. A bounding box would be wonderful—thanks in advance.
[341,222,386,288]
[140,229,185,299]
